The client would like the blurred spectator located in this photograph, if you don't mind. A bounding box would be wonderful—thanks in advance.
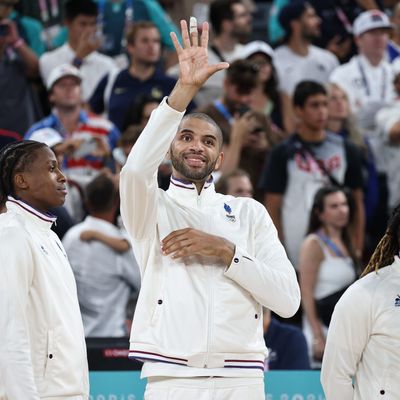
[263,308,310,370]
[375,66,400,212]
[274,1,339,133]
[62,174,140,337]
[0,0,45,56]
[195,59,257,143]
[96,0,181,60]
[260,81,365,269]
[329,10,394,173]
[39,0,117,102]
[218,111,273,202]
[298,186,358,366]
[90,21,178,131]
[113,125,143,174]
[25,64,120,188]
[242,40,287,134]
[215,168,254,198]
[174,0,252,106]
[327,83,381,256]
[0,0,41,135]
[16,0,65,49]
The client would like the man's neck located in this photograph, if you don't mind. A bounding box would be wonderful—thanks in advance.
[321,225,342,241]
[212,33,237,53]
[287,35,310,57]
[55,106,81,134]
[129,61,156,81]
[297,125,326,142]
[361,52,383,67]
[90,211,115,223]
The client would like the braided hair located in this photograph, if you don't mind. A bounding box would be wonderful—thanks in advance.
[362,204,400,277]
[0,141,47,207]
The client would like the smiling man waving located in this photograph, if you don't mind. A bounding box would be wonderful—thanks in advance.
[119,18,300,400]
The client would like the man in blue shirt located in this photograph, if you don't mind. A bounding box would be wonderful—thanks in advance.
[90,21,185,131]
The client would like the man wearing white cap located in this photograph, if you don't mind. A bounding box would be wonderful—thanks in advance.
[25,63,120,190]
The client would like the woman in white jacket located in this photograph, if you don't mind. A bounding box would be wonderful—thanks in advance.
[0,141,89,399]
[321,204,400,399]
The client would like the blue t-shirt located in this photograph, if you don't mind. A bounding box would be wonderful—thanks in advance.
[264,318,310,370]
[89,68,178,131]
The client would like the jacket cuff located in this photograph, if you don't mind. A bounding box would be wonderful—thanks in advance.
[224,246,254,279]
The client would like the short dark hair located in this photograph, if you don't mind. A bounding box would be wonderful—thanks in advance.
[85,174,118,214]
[293,80,327,108]
[279,1,311,42]
[0,141,47,206]
[65,0,98,21]
[209,0,241,35]
[215,169,250,194]
[126,21,158,45]
[226,59,258,94]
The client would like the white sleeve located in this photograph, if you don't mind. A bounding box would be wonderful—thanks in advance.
[321,280,373,400]
[375,105,400,142]
[224,201,300,318]
[0,229,40,399]
[119,98,185,241]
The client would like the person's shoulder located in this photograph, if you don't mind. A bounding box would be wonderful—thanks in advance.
[40,43,67,60]
[273,44,289,57]
[325,130,344,145]
[0,212,29,244]
[310,45,338,62]
[90,51,117,67]
[26,114,57,134]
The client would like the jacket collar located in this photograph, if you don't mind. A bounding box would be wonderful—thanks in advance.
[167,175,216,208]
[6,196,56,229]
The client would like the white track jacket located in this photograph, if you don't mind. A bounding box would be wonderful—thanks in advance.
[120,98,300,376]
[321,257,400,399]
[0,198,89,399]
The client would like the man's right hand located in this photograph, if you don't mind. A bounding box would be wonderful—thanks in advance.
[168,19,229,111]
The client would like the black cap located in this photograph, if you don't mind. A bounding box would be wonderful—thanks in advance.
[279,1,310,31]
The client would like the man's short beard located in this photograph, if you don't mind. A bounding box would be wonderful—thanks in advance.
[170,149,218,182]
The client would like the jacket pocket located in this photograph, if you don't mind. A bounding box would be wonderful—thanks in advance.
[43,329,54,379]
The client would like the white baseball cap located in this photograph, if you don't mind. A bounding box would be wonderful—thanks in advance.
[46,64,82,90]
[241,40,274,60]
[29,128,63,148]
[353,10,393,37]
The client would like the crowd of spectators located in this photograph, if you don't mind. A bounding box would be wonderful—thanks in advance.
[1,0,400,370]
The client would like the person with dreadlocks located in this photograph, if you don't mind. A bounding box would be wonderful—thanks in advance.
[320,204,400,399]
[0,141,89,398]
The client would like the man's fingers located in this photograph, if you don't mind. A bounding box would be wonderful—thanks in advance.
[207,62,230,76]
[180,20,191,49]
[162,228,191,245]
[163,238,191,255]
[170,32,183,55]
[189,16,198,47]
[200,22,209,48]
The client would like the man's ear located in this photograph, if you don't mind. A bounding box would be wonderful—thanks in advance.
[13,172,29,191]
[214,152,224,171]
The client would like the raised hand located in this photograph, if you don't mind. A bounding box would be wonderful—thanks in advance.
[170,19,229,88]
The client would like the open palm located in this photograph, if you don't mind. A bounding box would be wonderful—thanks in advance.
[170,20,229,88]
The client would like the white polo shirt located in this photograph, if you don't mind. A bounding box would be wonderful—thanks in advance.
[39,43,118,101]
[274,44,339,96]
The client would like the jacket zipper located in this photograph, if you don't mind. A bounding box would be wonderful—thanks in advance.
[197,193,213,368]
[204,266,214,368]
